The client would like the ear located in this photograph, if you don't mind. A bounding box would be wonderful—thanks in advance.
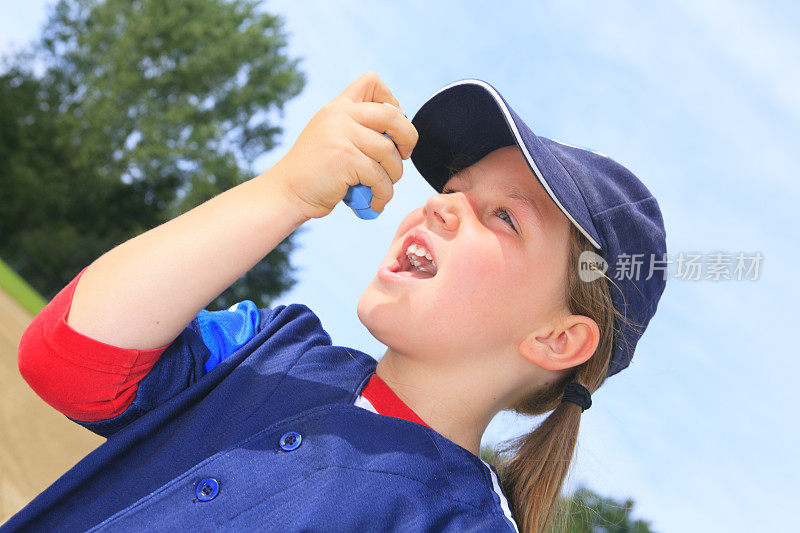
[518,315,600,372]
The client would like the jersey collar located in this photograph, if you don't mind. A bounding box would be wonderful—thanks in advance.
[359,372,430,429]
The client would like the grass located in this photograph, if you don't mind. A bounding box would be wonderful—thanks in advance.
[0,258,48,315]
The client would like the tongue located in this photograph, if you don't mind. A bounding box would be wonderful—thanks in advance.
[410,254,436,275]
[399,269,435,279]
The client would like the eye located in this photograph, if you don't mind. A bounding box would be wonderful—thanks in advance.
[491,207,516,230]
[441,187,518,233]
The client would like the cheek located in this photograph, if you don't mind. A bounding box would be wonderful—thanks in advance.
[430,248,506,314]
[436,244,557,326]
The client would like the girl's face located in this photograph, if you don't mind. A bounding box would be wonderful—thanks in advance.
[357,145,573,369]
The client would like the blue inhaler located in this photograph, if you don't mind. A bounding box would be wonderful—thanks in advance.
[342,102,406,220]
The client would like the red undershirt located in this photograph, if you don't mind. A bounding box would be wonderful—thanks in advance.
[358,372,430,428]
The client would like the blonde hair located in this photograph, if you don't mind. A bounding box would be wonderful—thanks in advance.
[494,223,634,533]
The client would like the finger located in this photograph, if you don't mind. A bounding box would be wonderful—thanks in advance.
[347,149,395,213]
[348,123,403,185]
[381,102,406,118]
[349,101,419,159]
[339,71,401,110]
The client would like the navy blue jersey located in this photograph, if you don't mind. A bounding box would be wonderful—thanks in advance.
[5,302,519,531]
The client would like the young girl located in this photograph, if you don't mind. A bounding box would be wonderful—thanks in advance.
[9,72,666,532]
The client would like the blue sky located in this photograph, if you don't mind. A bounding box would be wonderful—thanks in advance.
[2,1,798,531]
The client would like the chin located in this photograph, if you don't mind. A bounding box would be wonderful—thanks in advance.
[357,283,410,350]
[357,283,387,337]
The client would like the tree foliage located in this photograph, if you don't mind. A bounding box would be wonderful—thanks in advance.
[1,0,305,309]
[555,486,656,533]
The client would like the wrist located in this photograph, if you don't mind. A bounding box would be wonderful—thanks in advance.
[252,165,313,226]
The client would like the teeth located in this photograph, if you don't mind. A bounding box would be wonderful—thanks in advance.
[405,242,437,274]
[407,243,435,263]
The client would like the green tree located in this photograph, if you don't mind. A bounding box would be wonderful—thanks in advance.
[0,0,305,310]
[480,445,655,532]
[557,486,656,533]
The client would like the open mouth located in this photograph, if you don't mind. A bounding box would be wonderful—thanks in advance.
[392,252,436,279]
[383,230,439,282]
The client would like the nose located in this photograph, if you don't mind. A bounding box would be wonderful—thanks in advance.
[423,191,463,232]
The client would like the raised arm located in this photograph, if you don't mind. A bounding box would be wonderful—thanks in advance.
[66,71,416,352]
[66,172,309,351]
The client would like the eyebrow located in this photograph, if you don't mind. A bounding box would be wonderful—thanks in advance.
[449,173,543,224]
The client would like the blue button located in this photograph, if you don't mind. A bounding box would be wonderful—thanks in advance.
[195,478,219,501]
[279,431,302,451]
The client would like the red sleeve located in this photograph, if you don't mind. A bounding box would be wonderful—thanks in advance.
[17,266,172,422]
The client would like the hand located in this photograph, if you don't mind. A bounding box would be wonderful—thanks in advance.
[272,71,418,220]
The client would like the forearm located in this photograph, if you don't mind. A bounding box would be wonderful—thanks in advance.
[66,167,309,350]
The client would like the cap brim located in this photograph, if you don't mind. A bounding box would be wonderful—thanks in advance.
[410,79,602,249]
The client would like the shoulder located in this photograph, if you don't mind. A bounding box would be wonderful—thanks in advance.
[257,302,334,347]
[196,302,333,374]
[380,474,519,532]
[313,460,518,532]
[328,411,519,531]
[477,459,520,532]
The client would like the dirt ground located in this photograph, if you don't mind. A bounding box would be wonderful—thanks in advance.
[0,286,104,523]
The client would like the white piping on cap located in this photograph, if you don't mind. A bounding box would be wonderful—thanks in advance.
[425,79,602,249]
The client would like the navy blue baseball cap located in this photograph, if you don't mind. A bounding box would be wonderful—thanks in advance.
[410,79,667,379]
